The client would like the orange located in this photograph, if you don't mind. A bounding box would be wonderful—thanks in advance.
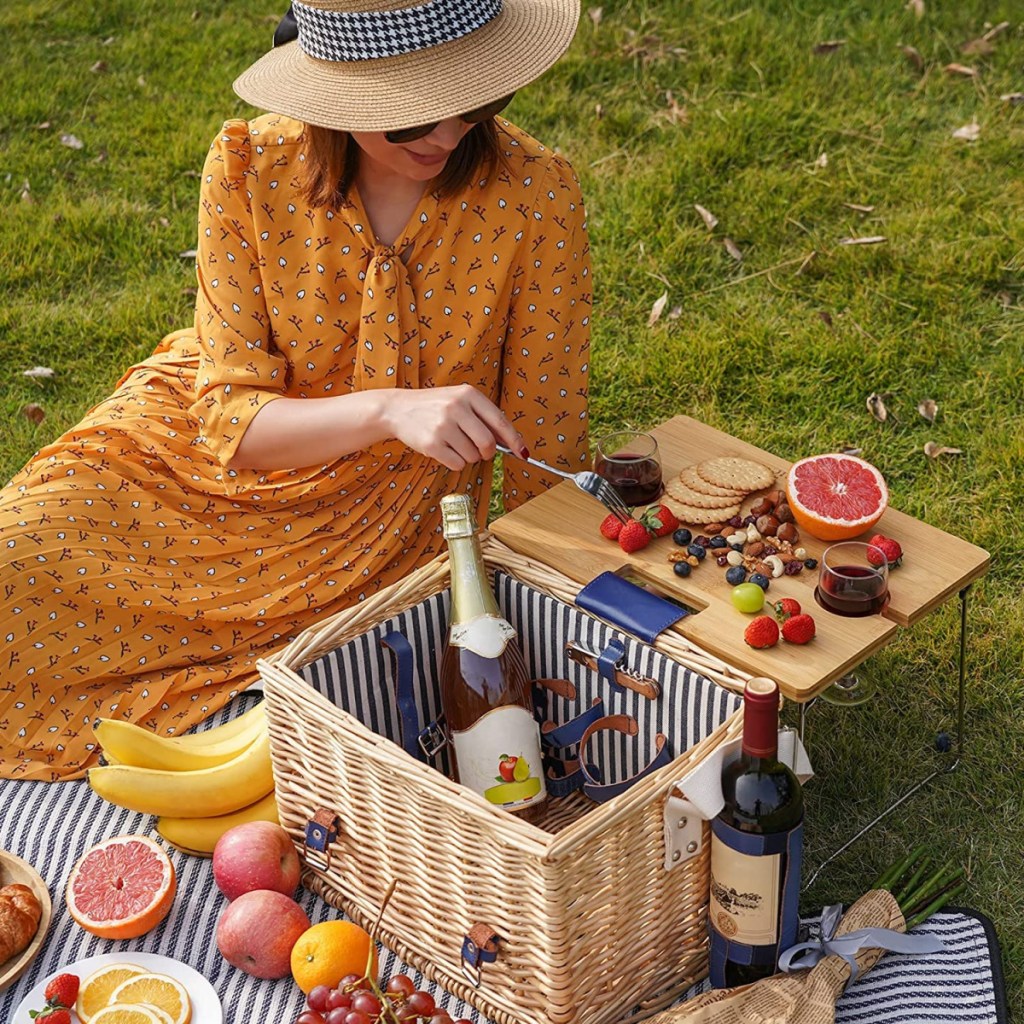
[108,973,191,1024]
[786,454,889,541]
[76,963,147,1023]
[66,835,176,940]
[89,1007,168,1024]
[290,920,378,994]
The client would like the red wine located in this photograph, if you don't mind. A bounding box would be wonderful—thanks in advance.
[709,678,803,988]
[593,453,663,506]
[815,564,888,617]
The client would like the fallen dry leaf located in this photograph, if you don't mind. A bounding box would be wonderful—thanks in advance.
[818,311,834,328]
[90,60,108,73]
[23,366,56,379]
[664,90,688,125]
[840,235,887,245]
[866,392,889,422]
[588,6,603,28]
[723,237,743,261]
[648,291,668,327]
[899,44,924,71]
[179,249,198,259]
[60,132,84,150]
[923,441,963,458]
[906,0,925,18]
[952,120,981,142]
[36,121,51,130]
[21,403,45,425]
[814,152,828,169]
[996,291,1013,307]
[959,37,994,57]
[595,102,604,119]
[158,216,170,227]
[137,74,146,86]
[843,202,876,213]
[982,21,1010,42]
[694,203,718,231]
[917,398,938,423]
[102,35,115,44]
[813,39,846,54]
[19,182,33,204]
[1000,93,1024,106]
[838,445,863,455]
[668,304,683,321]
[944,62,978,77]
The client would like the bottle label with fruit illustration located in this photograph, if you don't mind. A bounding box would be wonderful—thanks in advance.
[451,706,546,809]
[709,836,781,945]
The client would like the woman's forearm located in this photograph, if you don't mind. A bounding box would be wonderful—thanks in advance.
[227,392,391,470]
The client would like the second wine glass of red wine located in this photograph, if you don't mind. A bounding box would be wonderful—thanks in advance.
[593,430,663,507]
[815,541,890,617]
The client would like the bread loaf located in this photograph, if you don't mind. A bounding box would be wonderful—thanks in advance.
[0,883,42,963]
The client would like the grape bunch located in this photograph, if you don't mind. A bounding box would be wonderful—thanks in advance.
[296,972,473,1024]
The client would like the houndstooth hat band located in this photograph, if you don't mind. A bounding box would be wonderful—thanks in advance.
[292,0,503,62]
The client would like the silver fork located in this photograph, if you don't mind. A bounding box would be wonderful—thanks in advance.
[496,445,632,524]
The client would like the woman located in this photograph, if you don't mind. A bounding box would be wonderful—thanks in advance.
[0,0,591,780]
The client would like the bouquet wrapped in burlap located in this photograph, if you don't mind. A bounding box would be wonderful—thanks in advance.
[644,889,943,1024]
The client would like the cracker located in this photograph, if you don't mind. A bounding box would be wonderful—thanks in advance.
[678,465,746,499]
[665,476,744,509]
[695,456,776,493]
[662,496,741,525]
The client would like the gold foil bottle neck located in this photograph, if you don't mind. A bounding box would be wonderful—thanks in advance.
[441,493,476,539]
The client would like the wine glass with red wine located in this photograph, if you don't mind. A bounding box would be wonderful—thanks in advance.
[593,430,663,507]
[815,541,890,705]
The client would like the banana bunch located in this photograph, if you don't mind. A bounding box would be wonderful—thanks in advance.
[89,702,279,856]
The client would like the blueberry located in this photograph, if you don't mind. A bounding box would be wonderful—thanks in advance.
[709,536,728,549]
[673,561,692,578]
[730,543,744,552]
[673,528,692,546]
[725,566,747,586]
[935,731,952,753]
[803,558,818,570]
[749,572,770,591]
[687,543,706,561]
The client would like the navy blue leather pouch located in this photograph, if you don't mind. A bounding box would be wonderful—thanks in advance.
[576,571,686,643]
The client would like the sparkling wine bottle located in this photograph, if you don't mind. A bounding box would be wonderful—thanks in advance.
[439,493,546,815]
[708,677,803,987]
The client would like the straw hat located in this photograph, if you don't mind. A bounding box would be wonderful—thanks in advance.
[234,0,581,133]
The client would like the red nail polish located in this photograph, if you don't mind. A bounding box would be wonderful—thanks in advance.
[519,446,530,459]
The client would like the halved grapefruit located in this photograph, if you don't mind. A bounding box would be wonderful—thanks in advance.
[66,835,176,940]
[786,454,889,540]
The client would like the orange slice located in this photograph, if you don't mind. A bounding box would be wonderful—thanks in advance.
[90,1007,167,1024]
[108,973,192,1024]
[76,963,148,1023]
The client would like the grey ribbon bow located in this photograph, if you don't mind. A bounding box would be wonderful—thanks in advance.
[778,904,946,982]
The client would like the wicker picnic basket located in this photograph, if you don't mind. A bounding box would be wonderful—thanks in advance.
[261,534,748,1024]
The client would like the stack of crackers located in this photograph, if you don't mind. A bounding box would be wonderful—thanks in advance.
[664,457,778,525]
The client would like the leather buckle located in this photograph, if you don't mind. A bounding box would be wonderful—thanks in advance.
[418,716,447,758]
[460,924,503,987]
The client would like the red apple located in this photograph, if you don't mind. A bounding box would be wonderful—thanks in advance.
[498,755,517,783]
[213,820,301,901]
[216,889,310,978]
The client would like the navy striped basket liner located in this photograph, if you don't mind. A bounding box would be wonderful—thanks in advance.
[260,534,747,1024]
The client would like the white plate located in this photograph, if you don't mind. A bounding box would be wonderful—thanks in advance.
[13,952,223,1024]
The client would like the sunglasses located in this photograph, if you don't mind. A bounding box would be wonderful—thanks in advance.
[384,95,515,144]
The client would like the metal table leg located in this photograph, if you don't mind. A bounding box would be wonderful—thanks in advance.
[802,584,970,890]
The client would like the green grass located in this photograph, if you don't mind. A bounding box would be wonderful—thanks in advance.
[2,0,1023,1013]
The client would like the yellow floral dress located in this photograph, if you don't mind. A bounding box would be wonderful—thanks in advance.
[0,113,591,780]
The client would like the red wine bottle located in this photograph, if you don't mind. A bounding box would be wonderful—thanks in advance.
[708,677,803,987]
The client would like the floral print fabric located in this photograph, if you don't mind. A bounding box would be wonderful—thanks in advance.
[0,113,591,780]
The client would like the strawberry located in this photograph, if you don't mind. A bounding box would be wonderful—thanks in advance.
[618,519,652,553]
[30,1010,71,1024]
[599,514,624,541]
[744,615,780,648]
[43,974,79,1010]
[640,503,679,538]
[772,598,802,622]
[781,613,816,645]
[867,534,903,567]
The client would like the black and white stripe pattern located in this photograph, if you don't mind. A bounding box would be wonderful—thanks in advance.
[292,0,502,62]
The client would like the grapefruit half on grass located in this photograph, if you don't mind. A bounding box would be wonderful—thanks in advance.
[66,835,176,940]
[786,454,889,541]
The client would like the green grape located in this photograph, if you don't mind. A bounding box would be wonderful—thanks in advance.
[731,582,765,613]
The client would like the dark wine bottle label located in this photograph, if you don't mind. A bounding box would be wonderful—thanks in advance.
[708,816,803,986]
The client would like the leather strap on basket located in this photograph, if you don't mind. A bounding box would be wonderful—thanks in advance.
[461,922,503,987]
[578,714,673,803]
[381,631,446,762]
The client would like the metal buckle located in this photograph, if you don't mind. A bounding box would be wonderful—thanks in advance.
[418,716,447,758]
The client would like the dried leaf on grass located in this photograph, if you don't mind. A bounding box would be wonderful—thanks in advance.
[179,249,198,259]
[818,311,834,328]
[839,445,862,455]
[694,204,718,231]
[814,152,829,169]
[924,441,963,458]
[905,0,925,18]
[959,37,995,57]
[944,63,978,77]
[900,44,924,71]
[843,202,876,213]
[813,40,846,54]
[1000,93,1024,106]
[90,60,108,73]
[60,133,84,150]
[648,291,668,327]
[840,235,887,245]
[23,366,56,379]
[668,305,683,321]
[588,6,603,28]
[723,238,743,261]
[36,121,51,130]
[952,120,981,142]
[595,102,604,119]
[917,399,938,422]
[22,403,45,425]
[867,392,889,422]
[20,182,33,204]
[664,90,688,125]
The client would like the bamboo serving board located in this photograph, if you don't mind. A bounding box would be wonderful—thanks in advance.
[491,416,990,702]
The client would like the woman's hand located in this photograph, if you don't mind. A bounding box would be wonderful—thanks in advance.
[384,384,527,471]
